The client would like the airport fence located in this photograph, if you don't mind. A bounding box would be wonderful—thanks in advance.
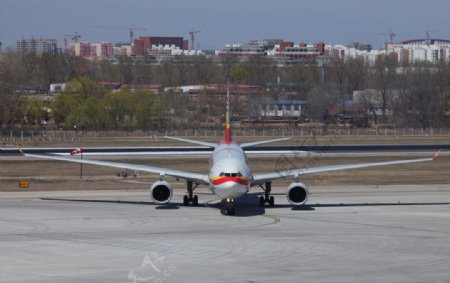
[1,127,450,144]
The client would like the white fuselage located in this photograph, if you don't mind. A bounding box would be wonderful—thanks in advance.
[208,142,251,200]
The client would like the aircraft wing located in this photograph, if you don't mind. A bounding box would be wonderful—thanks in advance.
[22,152,210,185]
[251,153,440,185]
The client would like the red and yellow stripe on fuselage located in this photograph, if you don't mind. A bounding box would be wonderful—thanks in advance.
[210,176,249,186]
[210,175,250,199]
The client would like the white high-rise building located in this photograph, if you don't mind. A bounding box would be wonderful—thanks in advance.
[387,39,450,64]
[324,39,450,65]
[16,37,58,55]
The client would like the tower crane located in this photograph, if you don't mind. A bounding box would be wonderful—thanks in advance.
[128,27,146,45]
[63,32,81,51]
[72,32,81,43]
[379,30,396,50]
[85,25,146,45]
[379,30,396,44]
[189,30,201,51]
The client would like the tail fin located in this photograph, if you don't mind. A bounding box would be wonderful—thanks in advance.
[224,79,232,144]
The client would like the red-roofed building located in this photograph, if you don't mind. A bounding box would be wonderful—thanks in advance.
[97,82,162,93]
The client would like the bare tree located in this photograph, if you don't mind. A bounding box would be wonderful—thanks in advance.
[396,62,440,130]
[242,55,277,87]
[0,53,23,128]
[372,54,398,123]
[306,86,337,123]
[220,53,239,80]
[433,61,450,127]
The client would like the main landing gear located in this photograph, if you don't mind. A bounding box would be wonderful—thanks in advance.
[221,198,235,215]
[183,181,199,206]
[259,182,274,207]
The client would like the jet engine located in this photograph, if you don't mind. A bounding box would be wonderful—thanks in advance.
[287,182,309,205]
[150,181,173,203]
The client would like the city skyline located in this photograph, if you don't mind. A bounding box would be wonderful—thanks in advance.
[1,0,450,50]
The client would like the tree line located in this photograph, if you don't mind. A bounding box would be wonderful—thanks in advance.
[1,51,449,130]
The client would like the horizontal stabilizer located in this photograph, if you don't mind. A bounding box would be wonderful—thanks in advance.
[240,137,291,148]
[163,136,217,148]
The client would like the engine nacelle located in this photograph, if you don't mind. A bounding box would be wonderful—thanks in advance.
[150,181,173,204]
[287,182,309,205]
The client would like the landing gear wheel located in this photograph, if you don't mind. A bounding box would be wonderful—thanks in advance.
[259,196,265,207]
[184,181,199,206]
[193,195,199,206]
[259,182,274,207]
[222,198,235,215]
[183,195,199,206]
[269,196,275,207]
[223,206,235,215]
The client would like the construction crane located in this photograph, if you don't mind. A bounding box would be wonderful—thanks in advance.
[128,26,146,45]
[379,30,396,50]
[379,30,396,44]
[85,25,146,45]
[72,32,81,43]
[189,30,201,51]
[63,32,81,51]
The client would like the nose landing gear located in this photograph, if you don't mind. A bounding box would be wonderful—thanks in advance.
[222,198,235,215]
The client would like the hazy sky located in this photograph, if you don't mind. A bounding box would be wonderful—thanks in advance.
[1,0,449,50]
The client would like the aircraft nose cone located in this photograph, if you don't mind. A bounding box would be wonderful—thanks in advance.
[211,181,248,199]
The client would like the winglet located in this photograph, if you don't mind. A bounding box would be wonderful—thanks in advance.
[432,149,441,161]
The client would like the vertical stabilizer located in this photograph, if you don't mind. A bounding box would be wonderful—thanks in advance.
[224,79,232,144]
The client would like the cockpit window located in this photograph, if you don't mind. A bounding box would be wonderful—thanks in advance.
[221,172,243,178]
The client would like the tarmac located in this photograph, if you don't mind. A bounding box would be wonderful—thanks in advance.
[1,185,450,283]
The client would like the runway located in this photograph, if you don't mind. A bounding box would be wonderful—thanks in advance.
[1,143,449,156]
[1,185,450,282]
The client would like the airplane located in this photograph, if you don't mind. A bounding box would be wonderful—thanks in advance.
[18,83,441,215]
